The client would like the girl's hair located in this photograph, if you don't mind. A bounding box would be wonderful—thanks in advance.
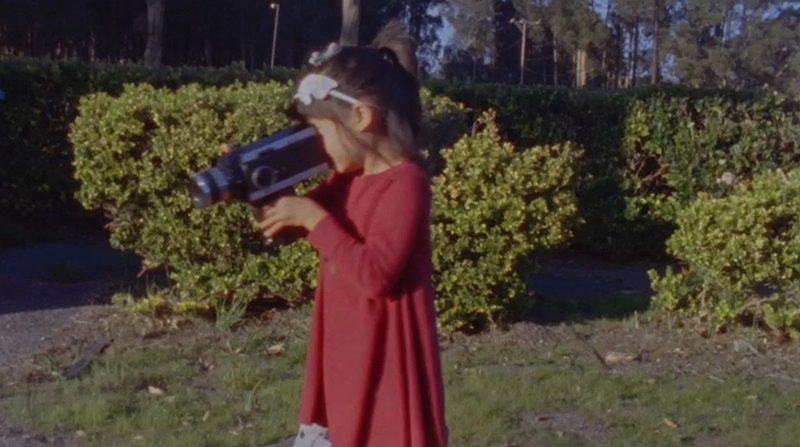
[290,20,423,162]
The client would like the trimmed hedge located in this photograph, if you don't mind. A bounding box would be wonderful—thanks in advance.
[70,82,471,321]
[432,111,581,330]
[0,58,293,218]
[426,82,800,256]
[5,58,800,257]
[71,82,582,330]
[623,90,800,225]
[649,169,800,337]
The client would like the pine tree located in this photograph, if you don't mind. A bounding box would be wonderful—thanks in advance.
[733,6,800,94]
[548,0,609,87]
[668,0,738,87]
[445,0,496,81]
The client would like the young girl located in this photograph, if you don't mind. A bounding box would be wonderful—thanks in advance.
[256,21,449,447]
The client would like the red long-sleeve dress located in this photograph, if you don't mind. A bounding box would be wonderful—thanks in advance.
[299,161,448,447]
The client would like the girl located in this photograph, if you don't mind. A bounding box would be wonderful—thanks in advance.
[257,21,449,447]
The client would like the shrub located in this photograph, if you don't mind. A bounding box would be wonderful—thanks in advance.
[649,168,800,337]
[427,82,800,256]
[418,88,470,174]
[623,90,800,226]
[71,82,317,307]
[0,58,293,218]
[8,55,798,258]
[70,81,469,311]
[432,110,581,331]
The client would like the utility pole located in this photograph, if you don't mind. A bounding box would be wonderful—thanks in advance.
[269,2,280,69]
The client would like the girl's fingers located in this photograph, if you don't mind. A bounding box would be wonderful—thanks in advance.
[259,213,281,231]
[263,221,286,238]
[257,207,281,229]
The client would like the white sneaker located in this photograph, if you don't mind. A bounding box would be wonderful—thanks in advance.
[293,423,331,447]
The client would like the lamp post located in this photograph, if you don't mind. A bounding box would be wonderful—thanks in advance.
[269,2,280,69]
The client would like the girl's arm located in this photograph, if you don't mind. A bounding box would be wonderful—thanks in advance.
[306,174,428,298]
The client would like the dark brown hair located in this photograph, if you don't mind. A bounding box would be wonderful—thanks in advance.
[290,20,422,162]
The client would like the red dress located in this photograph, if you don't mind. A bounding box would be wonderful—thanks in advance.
[299,161,448,447]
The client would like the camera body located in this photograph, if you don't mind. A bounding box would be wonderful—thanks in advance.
[190,125,329,209]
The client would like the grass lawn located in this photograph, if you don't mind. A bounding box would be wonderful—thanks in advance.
[2,299,800,447]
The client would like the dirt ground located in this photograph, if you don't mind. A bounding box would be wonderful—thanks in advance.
[0,241,135,447]
[0,417,78,447]
[2,241,799,446]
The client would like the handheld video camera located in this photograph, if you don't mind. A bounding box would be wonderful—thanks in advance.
[189,125,329,209]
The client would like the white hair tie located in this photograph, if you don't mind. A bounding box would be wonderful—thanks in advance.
[308,42,342,67]
[293,74,360,106]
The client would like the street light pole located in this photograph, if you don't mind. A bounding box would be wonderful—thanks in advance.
[269,2,280,70]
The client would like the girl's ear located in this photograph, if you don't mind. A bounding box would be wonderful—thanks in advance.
[351,103,379,133]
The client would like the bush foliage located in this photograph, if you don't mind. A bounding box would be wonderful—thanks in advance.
[71,82,317,305]
[432,111,581,331]
[11,59,800,332]
[6,58,799,258]
[649,169,800,337]
[0,58,293,218]
[623,90,800,226]
[70,82,470,317]
[427,82,800,256]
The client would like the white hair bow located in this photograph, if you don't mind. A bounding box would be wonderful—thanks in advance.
[308,42,341,67]
[293,74,360,106]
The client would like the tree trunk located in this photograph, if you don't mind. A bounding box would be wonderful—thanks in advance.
[615,24,623,87]
[630,21,639,87]
[553,35,559,86]
[651,0,660,84]
[203,27,213,65]
[472,53,477,82]
[144,0,165,66]
[409,0,424,42]
[89,31,96,62]
[340,0,360,46]
[238,7,247,65]
[576,48,588,88]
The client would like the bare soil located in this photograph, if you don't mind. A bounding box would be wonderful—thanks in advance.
[2,241,799,446]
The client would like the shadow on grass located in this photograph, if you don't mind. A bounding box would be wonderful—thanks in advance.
[514,292,652,326]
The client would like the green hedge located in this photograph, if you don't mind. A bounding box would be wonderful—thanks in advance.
[5,58,800,257]
[70,82,581,330]
[433,111,580,330]
[426,82,800,256]
[70,82,318,305]
[623,90,800,225]
[70,82,477,325]
[649,169,800,337]
[0,58,293,218]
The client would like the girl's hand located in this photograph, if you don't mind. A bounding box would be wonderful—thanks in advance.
[257,196,327,238]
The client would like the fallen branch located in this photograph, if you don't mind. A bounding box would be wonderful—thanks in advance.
[62,337,111,380]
